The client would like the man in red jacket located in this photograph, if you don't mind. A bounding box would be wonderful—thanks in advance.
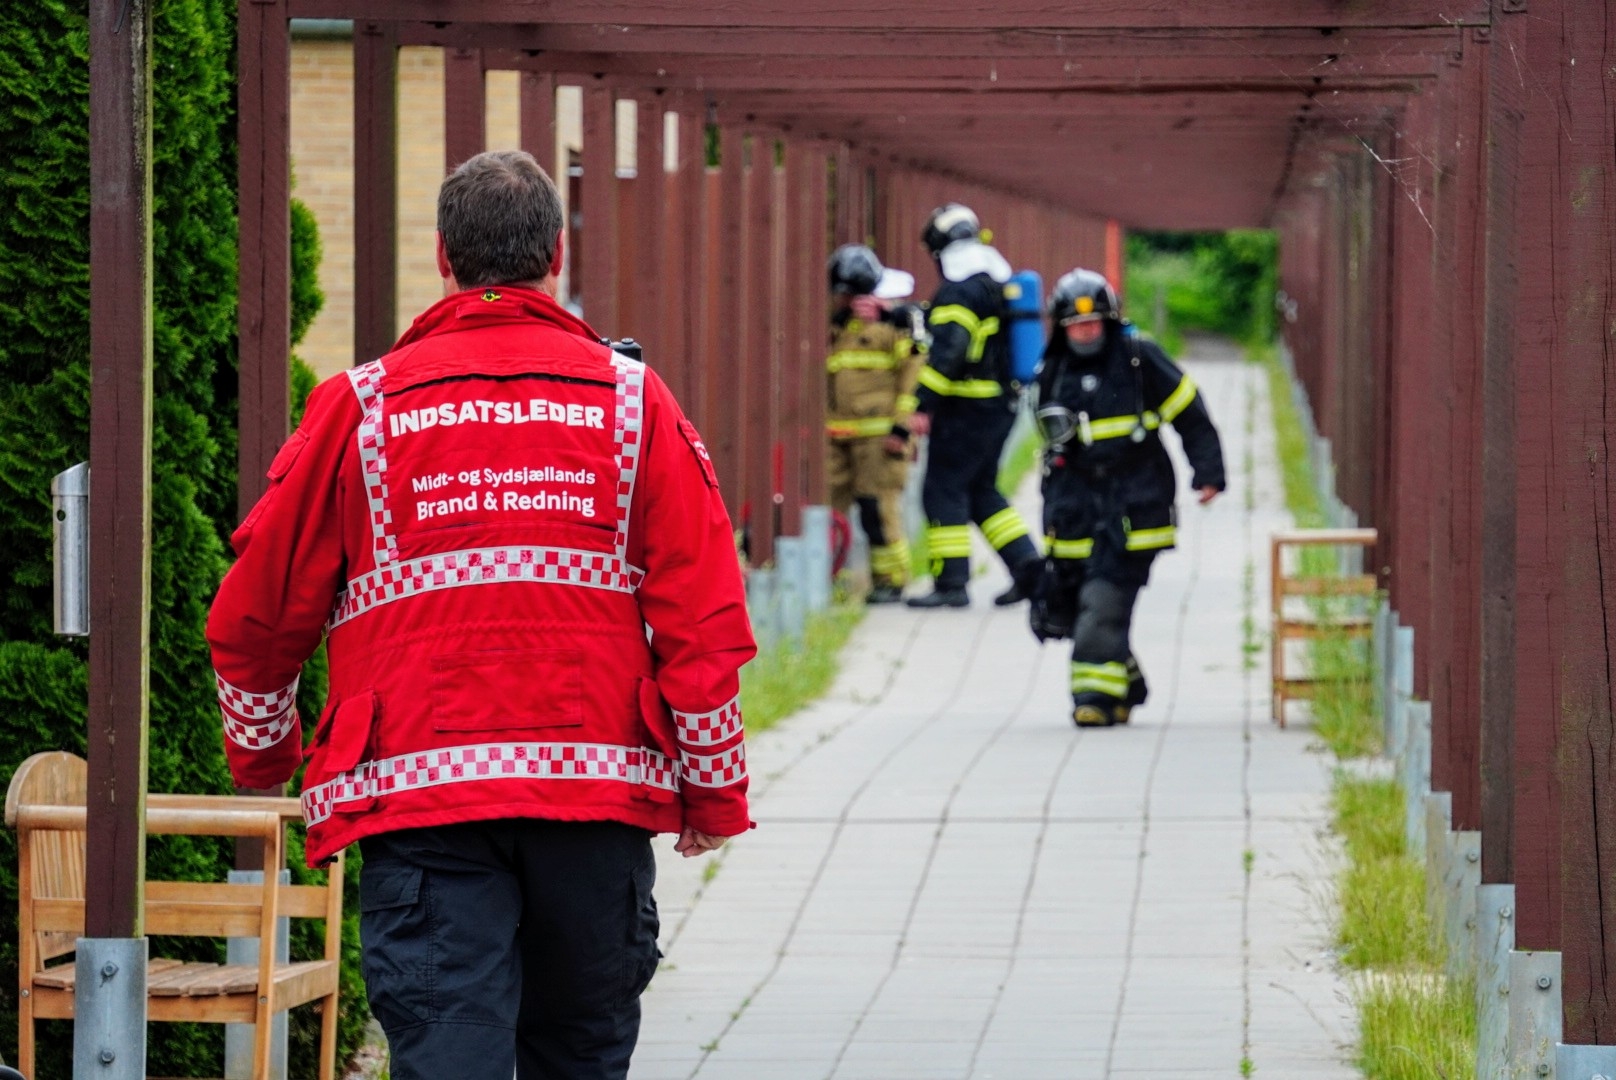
[207,149,756,1080]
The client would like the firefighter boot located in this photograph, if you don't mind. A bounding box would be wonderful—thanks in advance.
[992,556,1044,607]
[866,583,905,605]
[907,587,969,609]
[1072,704,1113,728]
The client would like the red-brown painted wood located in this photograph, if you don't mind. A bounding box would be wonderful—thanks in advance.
[292,0,1489,30]
[744,139,776,565]
[353,21,398,367]
[87,0,155,940]
[712,126,747,520]
[580,85,619,336]
[444,47,486,172]
[519,70,557,178]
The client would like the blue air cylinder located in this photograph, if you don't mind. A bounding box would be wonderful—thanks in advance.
[1003,269,1044,385]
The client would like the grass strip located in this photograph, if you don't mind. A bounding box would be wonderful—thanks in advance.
[1259,340,1473,1078]
[740,604,865,735]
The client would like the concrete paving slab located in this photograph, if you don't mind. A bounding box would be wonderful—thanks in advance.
[636,341,1357,1079]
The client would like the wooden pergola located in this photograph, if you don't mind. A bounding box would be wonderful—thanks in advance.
[88,0,1615,1060]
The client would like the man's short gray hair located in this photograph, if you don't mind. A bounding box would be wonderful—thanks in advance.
[437,150,564,289]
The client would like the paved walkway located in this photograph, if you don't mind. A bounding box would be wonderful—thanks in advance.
[636,338,1357,1079]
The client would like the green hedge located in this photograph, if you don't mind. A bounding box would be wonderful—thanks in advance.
[0,2,363,1075]
[1125,230,1278,347]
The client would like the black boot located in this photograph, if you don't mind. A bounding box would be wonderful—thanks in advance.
[993,558,1042,607]
[906,587,969,609]
[866,583,905,605]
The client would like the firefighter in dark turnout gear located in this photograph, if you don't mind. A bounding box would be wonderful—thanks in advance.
[906,203,1042,609]
[1030,268,1226,726]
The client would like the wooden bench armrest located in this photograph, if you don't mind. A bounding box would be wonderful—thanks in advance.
[147,793,303,821]
[14,804,282,838]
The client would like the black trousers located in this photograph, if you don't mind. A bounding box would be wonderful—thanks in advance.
[922,400,1039,589]
[358,818,660,1080]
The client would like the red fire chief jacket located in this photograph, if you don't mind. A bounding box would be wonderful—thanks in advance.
[207,286,756,866]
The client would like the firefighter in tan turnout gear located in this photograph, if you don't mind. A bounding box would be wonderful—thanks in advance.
[824,244,925,603]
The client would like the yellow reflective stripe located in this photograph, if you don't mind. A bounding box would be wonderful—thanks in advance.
[1158,375,1199,422]
[1125,525,1177,551]
[919,366,1001,398]
[895,393,919,416]
[1071,661,1129,698]
[1085,413,1162,442]
[1046,535,1094,559]
[825,416,895,438]
[967,315,1000,361]
[871,542,911,581]
[930,306,999,362]
[929,304,981,335]
[827,349,899,373]
[981,508,1029,549]
[926,525,972,558]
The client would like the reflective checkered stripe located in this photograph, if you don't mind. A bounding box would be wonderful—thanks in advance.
[610,355,646,558]
[328,546,645,629]
[347,360,399,565]
[301,741,680,825]
[1071,661,1130,699]
[680,744,747,789]
[217,673,300,751]
[672,697,744,748]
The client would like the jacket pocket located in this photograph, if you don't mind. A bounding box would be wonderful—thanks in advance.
[319,691,380,815]
[430,649,584,733]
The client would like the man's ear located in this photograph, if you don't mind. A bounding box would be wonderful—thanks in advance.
[548,229,566,278]
[435,231,454,282]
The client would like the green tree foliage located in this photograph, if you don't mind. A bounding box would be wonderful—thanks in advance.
[1125,230,1279,347]
[0,2,361,1075]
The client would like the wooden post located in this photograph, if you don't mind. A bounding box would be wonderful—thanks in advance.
[744,134,776,566]
[676,101,710,423]
[1537,0,1616,1041]
[237,0,291,519]
[87,0,153,941]
[778,141,808,538]
[353,20,398,366]
[519,70,557,179]
[804,145,829,507]
[581,85,619,336]
[234,0,292,864]
[1479,0,1531,931]
[444,46,486,173]
[712,124,747,521]
[631,93,666,363]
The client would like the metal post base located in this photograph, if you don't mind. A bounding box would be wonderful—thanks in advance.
[800,506,833,612]
[1509,950,1562,1079]
[1424,791,1453,939]
[1444,830,1481,980]
[225,870,289,1080]
[1557,1043,1616,1079]
[748,568,779,653]
[1404,702,1433,859]
[72,937,147,1080]
[774,537,807,650]
[1476,884,1515,1079]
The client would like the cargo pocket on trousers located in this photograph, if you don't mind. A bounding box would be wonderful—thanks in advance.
[359,861,435,1032]
[621,844,661,1005]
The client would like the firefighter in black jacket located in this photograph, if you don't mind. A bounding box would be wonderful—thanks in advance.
[906,203,1042,609]
[1030,268,1226,726]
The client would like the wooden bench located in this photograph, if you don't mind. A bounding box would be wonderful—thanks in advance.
[5,751,343,1080]
[1269,528,1379,728]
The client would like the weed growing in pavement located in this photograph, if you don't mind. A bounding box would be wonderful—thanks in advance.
[1239,1054,1255,1077]
[740,604,865,735]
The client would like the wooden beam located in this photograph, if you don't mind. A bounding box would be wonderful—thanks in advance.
[580,84,619,335]
[675,100,709,428]
[744,136,775,566]
[353,20,398,366]
[87,0,154,941]
[519,70,557,178]
[712,125,746,519]
[291,0,1489,30]
[803,145,828,507]
[444,46,486,172]
[629,93,666,361]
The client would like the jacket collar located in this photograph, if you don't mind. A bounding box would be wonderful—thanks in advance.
[390,285,600,352]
